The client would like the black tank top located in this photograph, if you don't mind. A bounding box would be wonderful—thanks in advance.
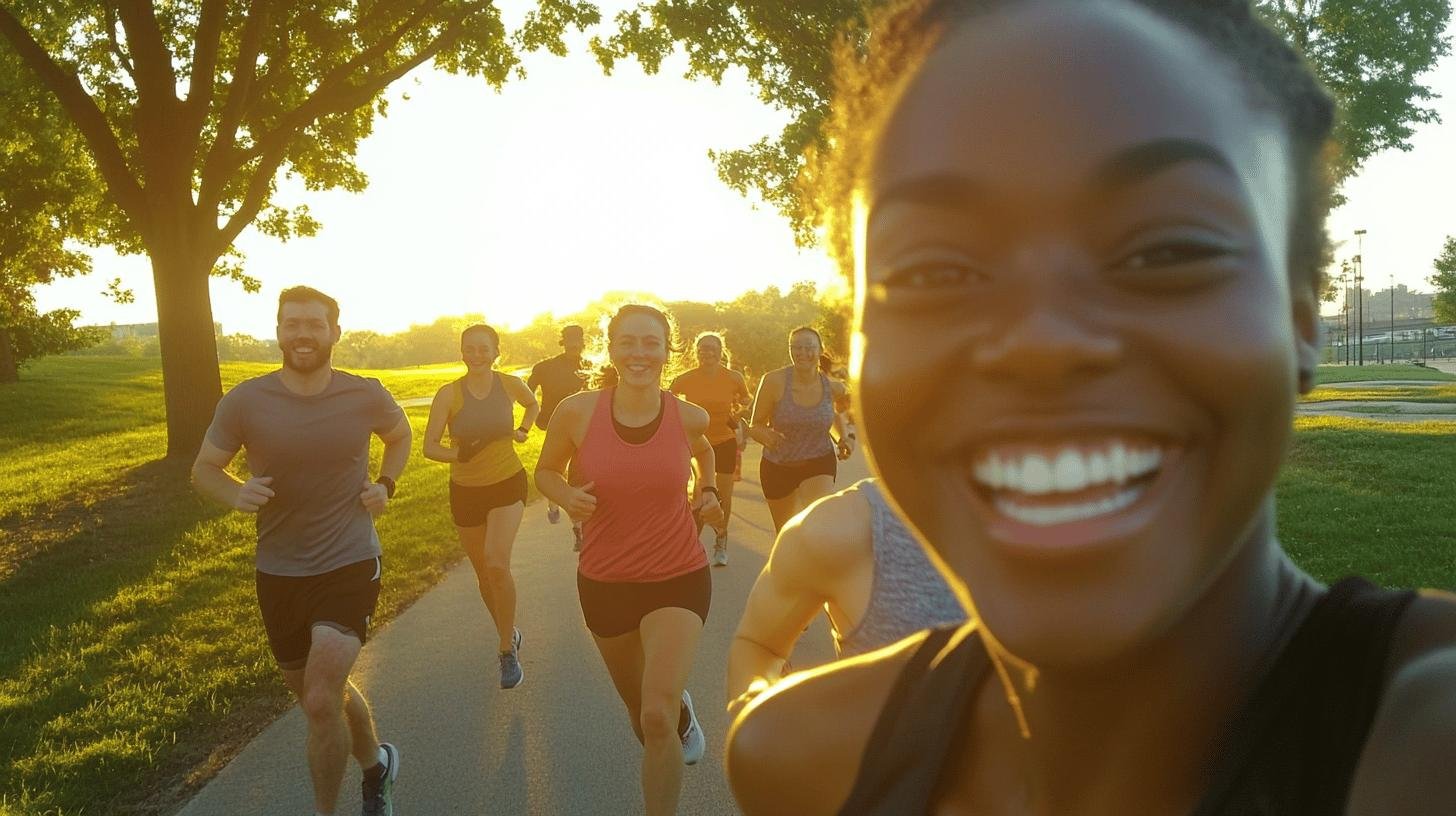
[839,577,1417,815]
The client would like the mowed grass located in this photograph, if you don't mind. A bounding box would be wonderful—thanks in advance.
[0,356,537,815]
[1279,415,1456,589]
[1301,383,1456,404]
[1313,363,1456,384]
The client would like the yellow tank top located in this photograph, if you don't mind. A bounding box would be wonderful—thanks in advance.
[447,376,523,487]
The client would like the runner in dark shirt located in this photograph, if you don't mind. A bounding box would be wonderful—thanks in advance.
[527,325,591,548]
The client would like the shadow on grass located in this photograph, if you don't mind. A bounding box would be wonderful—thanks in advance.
[0,457,226,678]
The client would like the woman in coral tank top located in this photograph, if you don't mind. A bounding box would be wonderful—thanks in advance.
[535,304,723,816]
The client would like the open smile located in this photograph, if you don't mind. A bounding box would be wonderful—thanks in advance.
[956,434,1185,557]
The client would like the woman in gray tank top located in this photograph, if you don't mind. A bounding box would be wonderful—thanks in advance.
[747,327,855,532]
[726,478,965,712]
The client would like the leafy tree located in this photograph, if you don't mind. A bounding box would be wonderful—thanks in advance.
[593,0,1451,244]
[0,48,113,381]
[0,0,600,458]
[1432,236,1456,324]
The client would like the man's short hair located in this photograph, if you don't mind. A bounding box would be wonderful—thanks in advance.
[560,325,585,343]
[277,286,340,326]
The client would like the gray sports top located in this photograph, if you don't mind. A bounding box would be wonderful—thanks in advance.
[833,479,967,658]
[205,370,403,576]
[763,370,836,464]
[447,373,512,444]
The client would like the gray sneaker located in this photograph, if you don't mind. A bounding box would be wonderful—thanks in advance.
[500,629,523,689]
[679,690,705,765]
[712,536,728,567]
[361,742,399,816]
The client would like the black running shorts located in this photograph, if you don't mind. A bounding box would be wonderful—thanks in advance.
[449,468,528,527]
[255,556,382,670]
[711,439,737,476]
[577,567,712,639]
[759,452,837,501]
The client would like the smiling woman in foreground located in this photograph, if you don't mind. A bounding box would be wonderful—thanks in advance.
[726,1,1456,814]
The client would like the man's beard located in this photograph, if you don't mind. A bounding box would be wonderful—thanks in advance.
[282,341,333,373]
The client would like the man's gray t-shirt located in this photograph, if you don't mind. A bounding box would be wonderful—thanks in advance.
[205,370,405,576]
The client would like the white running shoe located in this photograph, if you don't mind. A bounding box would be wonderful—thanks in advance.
[679,690,705,766]
[547,504,562,524]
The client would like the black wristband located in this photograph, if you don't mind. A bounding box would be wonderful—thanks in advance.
[700,486,720,498]
[375,475,396,499]
[846,433,857,440]
[516,425,530,435]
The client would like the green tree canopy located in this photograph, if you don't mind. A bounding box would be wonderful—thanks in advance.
[0,0,601,458]
[1432,236,1456,324]
[0,46,111,381]
[593,0,1452,247]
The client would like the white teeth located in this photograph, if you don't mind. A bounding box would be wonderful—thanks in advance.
[1021,455,1053,495]
[1053,450,1087,492]
[972,442,1165,495]
[995,485,1143,527]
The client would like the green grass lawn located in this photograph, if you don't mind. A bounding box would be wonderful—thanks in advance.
[0,356,538,815]
[1313,363,1456,384]
[2,357,1454,814]
[1302,383,1456,404]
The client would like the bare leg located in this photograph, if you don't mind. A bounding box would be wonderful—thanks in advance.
[765,494,800,533]
[284,626,365,815]
[458,523,499,625]
[590,628,647,743]
[637,608,704,816]
[482,501,525,652]
[713,471,736,538]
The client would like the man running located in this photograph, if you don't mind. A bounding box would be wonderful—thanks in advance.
[527,324,590,549]
[191,286,411,816]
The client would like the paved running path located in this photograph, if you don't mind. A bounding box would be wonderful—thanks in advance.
[179,444,869,816]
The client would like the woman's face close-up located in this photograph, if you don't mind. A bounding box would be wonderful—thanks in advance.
[611,312,670,387]
[461,332,499,372]
[854,0,1319,668]
[697,338,723,368]
[789,331,822,368]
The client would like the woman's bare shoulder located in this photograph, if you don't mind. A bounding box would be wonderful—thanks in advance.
[727,630,931,816]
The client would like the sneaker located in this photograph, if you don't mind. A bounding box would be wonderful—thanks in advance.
[712,540,728,568]
[572,524,583,553]
[500,629,524,689]
[547,504,561,524]
[361,742,399,816]
[679,690,706,765]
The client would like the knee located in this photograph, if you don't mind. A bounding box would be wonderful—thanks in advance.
[638,695,680,742]
[300,684,344,724]
[484,564,512,584]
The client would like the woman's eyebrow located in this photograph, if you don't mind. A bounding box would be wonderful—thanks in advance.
[1089,137,1237,194]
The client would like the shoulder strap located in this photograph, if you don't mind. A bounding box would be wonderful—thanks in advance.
[448,378,465,418]
[1192,577,1417,816]
[838,626,990,815]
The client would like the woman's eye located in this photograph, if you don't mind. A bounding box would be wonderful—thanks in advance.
[1115,242,1230,271]
[883,259,985,290]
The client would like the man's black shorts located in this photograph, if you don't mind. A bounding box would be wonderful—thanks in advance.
[255,556,381,670]
[711,439,737,476]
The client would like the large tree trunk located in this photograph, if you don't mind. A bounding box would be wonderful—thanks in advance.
[151,244,223,461]
[0,325,17,383]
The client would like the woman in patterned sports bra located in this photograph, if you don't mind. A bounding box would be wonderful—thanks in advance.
[422,324,539,689]
[747,326,854,532]
[727,1,1456,814]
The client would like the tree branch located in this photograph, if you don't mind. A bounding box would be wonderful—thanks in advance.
[197,0,269,213]
[185,0,228,127]
[0,6,148,227]
[101,2,136,78]
[232,0,453,168]
[215,16,468,254]
[113,0,179,105]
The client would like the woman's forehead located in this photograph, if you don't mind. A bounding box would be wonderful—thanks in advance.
[868,0,1290,214]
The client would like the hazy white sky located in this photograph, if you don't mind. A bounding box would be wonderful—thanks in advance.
[33,11,1456,335]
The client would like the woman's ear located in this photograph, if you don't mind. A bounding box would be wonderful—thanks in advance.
[1292,282,1320,395]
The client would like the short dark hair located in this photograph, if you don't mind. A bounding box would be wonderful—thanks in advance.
[808,0,1336,298]
[561,324,585,342]
[461,323,500,347]
[277,286,340,326]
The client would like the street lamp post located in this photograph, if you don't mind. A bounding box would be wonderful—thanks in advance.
[1355,229,1366,365]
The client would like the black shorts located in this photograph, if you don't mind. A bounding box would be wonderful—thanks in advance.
[256,556,382,670]
[711,439,737,475]
[449,469,528,527]
[759,452,837,501]
[578,567,712,639]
